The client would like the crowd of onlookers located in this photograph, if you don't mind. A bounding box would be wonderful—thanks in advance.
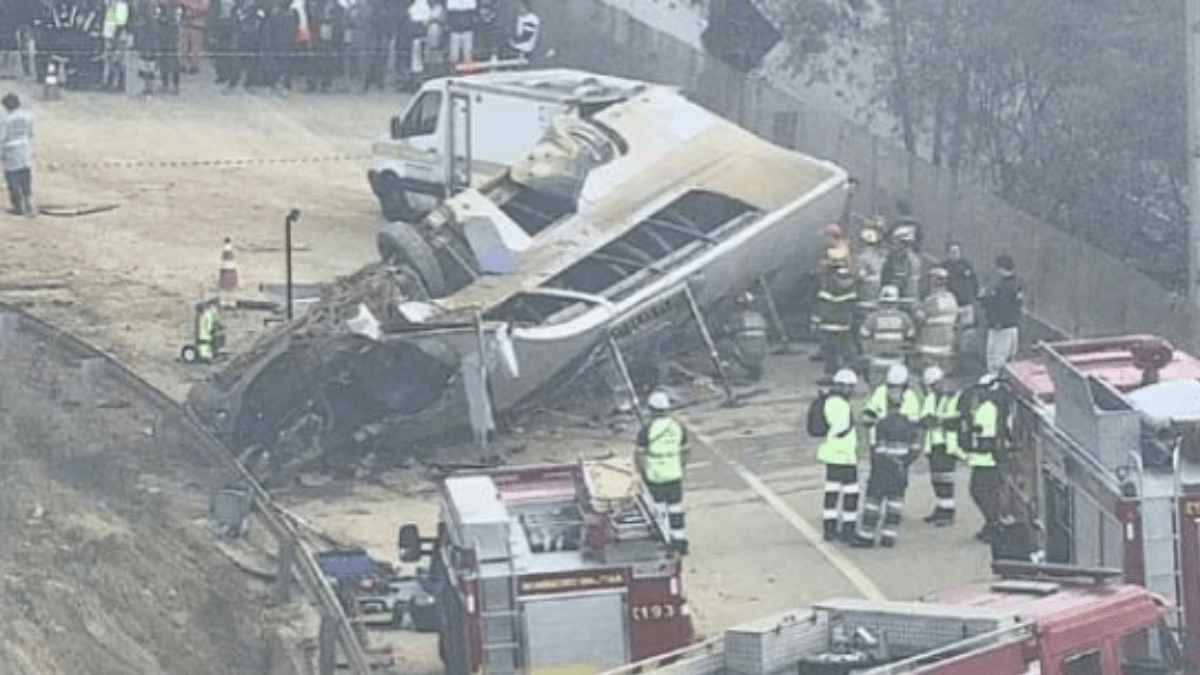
[0,0,541,94]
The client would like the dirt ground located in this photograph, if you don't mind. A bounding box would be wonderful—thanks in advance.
[0,66,995,674]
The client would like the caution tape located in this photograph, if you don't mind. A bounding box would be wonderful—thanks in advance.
[42,153,370,170]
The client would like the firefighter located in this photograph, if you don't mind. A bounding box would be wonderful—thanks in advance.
[962,373,1006,543]
[880,224,922,302]
[852,364,921,548]
[912,267,959,376]
[859,285,914,385]
[822,222,853,274]
[919,366,962,526]
[817,368,860,542]
[636,390,689,555]
[813,263,859,383]
[716,291,769,381]
[854,220,887,311]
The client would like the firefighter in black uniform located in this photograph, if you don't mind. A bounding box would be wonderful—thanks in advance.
[852,365,921,548]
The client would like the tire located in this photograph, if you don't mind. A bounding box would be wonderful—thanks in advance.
[180,344,198,363]
[377,221,446,298]
[378,173,420,223]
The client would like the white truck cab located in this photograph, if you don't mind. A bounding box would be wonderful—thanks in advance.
[367,69,647,222]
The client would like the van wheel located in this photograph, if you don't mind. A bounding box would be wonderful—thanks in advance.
[379,174,420,223]
[377,221,446,298]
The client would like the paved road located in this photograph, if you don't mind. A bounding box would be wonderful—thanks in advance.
[676,343,992,635]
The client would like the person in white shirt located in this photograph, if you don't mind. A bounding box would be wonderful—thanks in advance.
[444,0,476,65]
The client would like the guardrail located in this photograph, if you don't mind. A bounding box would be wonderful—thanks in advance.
[0,302,374,675]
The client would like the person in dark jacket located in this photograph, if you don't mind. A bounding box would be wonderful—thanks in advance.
[261,0,295,90]
[154,0,182,93]
[979,254,1024,376]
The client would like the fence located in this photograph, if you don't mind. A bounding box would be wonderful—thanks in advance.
[538,0,1200,352]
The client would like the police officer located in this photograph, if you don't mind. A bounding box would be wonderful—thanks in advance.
[813,263,859,383]
[636,390,689,555]
[852,364,921,548]
[816,369,860,542]
[919,366,962,526]
[859,285,914,385]
[962,373,1005,542]
[913,267,959,376]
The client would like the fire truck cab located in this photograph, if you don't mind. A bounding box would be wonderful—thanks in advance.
[1001,335,1200,670]
[399,459,693,675]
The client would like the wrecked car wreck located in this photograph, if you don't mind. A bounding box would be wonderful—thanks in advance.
[187,71,850,481]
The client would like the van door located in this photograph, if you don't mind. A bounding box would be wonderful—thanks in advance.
[447,90,472,196]
[392,89,448,201]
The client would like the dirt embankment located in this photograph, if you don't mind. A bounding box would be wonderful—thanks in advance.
[0,329,270,675]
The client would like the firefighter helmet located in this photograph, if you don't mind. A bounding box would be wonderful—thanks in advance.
[860,227,880,245]
[878,285,900,303]
[928,266,949,285]
[647,390,672,411]
[886,363,909,386]
[833,369,859,386]
[978,373,998,387]
[922,366,944,386]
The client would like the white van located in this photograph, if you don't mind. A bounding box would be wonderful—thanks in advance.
[367,69,647,222]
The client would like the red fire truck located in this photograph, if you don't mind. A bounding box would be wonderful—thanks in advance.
[1001,335,1200,670]
[398,459,693,675]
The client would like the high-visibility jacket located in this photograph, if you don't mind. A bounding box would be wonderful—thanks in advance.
[860,307,914,361]
[914,289,958,357]
[922,390,963,459]
[197,305,217,359]
[815,272,858,333]
[817,394,857,466]
[863,384,920,429]
[966,398,998,468]
[638,416,686,484]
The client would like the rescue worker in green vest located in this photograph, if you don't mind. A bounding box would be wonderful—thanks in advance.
[962,373,1006,543]
[852,364,921,548]
[862,363,921,434]
[636,390,690,555]
[817,368,860,542]
[195,299,222,363]
[919,366,963,527]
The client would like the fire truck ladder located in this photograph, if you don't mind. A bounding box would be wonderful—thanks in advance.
[478,537,522,675]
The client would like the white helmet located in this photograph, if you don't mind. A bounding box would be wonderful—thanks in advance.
[878,285,900,303]
[886,364,909,386]
[922,366,944,386]
[978,373,998,387]
[647,390,671,411]
[832,369,858,386]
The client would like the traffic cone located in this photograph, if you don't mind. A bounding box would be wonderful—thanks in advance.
[218,237,239,291]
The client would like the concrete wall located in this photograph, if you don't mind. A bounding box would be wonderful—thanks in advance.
[537,0,1200,351]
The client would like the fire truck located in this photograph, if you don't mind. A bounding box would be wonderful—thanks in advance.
[682,560,1180,675]
[1000,335,1200,669]
[398,459,693,675]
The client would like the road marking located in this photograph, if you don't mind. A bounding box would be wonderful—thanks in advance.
[689,427,887,602]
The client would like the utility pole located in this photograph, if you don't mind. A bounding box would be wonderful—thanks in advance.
[1188,0,1200,305]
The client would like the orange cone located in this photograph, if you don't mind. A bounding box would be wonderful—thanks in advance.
[218,237,238,291]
